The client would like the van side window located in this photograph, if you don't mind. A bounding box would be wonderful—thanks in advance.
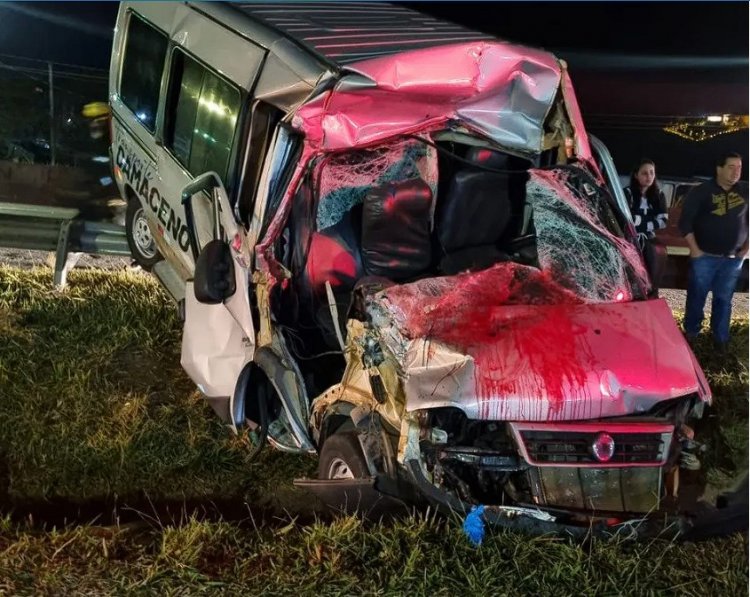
[165,50,241,182]
[237,102,283,224]
[120,14,168,132]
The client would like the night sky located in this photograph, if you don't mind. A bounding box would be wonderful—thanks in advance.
[0,1,747,177]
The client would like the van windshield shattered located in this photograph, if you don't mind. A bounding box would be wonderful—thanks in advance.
[306,137,648,308]
[527,167,649,303]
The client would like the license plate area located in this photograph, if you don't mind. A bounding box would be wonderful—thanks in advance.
[530,466,662,512]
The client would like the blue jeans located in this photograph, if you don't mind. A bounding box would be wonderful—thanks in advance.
[684,255,745,344]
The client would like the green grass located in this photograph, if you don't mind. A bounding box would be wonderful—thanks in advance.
[0,266,315,507]
[0,265,747,595]
[671,310,749,485]
[0,513,746,595]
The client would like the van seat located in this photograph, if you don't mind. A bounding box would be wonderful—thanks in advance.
[304,204,364,294]
[436,147,512,274]
[361,179,433,280]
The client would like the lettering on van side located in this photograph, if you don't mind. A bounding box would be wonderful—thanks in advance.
[115,142,191,253]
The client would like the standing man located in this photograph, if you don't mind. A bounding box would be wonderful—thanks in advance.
[679,152,748,351]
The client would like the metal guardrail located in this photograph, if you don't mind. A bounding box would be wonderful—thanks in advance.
[0,201,131,288]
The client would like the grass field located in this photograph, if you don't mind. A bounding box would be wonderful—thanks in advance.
[0,265,747,595]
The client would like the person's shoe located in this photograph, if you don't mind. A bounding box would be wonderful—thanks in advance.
[712,339,730,356]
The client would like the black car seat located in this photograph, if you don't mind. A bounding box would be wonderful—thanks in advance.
[299,178,433,349]
[299,204,365,349]
[361,178,433,280]
[435,147,512,274]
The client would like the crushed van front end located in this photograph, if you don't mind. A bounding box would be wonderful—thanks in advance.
[262,40,713,536]
[358,257,710,530]
[407,402,702,528]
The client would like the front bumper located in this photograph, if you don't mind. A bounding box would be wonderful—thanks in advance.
[404,459,694,540]
[508,421,673,513]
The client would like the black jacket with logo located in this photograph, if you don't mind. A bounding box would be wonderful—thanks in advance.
[678,180,748,255]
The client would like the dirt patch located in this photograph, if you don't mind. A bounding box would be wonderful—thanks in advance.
[660,288,749,318]
[0,248,132,271]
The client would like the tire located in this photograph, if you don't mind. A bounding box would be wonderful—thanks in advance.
[125,198,162,270]
[318,433,370,480]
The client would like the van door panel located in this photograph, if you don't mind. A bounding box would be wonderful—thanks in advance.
[145,7,266,278]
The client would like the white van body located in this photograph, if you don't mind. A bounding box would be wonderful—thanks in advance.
[108,2,712,537]
[111,2,322,298]
[109,1,484,300]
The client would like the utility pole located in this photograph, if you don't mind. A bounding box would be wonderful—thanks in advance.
[48,61,56,166]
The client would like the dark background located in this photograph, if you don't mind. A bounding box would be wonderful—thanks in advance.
[0,1,747,178]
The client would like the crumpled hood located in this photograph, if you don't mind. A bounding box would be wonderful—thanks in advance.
[367,263,710,421]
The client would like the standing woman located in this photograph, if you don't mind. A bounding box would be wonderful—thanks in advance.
[624,158,668,288]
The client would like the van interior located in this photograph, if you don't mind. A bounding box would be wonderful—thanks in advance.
[270,135,567,398]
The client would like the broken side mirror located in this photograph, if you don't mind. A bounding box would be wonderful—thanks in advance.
[194,239,236,304]
[181,172,240,304]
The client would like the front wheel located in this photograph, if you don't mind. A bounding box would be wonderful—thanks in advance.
[125,199,162,270]
[318,433,369,480]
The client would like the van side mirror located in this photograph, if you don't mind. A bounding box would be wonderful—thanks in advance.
[194,239,236,304]
[181,171,243,304]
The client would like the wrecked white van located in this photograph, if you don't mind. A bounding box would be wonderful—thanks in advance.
[109,2,711,536]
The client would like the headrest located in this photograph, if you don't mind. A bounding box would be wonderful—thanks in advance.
[465,147,510,170]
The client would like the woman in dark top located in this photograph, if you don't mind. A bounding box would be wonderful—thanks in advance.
[624,158,668,244]
[624,158,668,291]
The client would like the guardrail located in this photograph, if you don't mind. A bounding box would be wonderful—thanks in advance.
[0,201,131,288]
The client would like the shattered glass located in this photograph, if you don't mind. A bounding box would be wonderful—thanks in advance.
[527,168,649,303]
[315,137,438,230]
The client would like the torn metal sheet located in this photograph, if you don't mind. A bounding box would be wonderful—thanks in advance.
[293,41,564,154]
[559,65,593,163]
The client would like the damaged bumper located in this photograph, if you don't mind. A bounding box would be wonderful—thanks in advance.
[403,458,742,541]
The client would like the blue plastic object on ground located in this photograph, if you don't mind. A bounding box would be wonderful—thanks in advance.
[463,504,486,547]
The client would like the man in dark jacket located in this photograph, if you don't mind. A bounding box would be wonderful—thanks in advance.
[679,152,748,350]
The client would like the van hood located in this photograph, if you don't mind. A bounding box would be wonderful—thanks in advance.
[367,263,710,421]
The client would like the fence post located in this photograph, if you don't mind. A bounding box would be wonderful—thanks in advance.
[48,61,56,166]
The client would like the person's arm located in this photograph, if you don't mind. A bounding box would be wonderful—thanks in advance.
[679,187,704,257]
[739,208,749,258]
[738,241,748,259]
[622,187,632,212]
[684,233,704,258]
[655,191,668,230]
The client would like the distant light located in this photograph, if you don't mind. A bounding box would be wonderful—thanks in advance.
[136,111,147,121]
[99,176,113,186]
[615,291,626,301]
[665,114,748,142]
[66,118,72,124]
[91,156,109,163]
